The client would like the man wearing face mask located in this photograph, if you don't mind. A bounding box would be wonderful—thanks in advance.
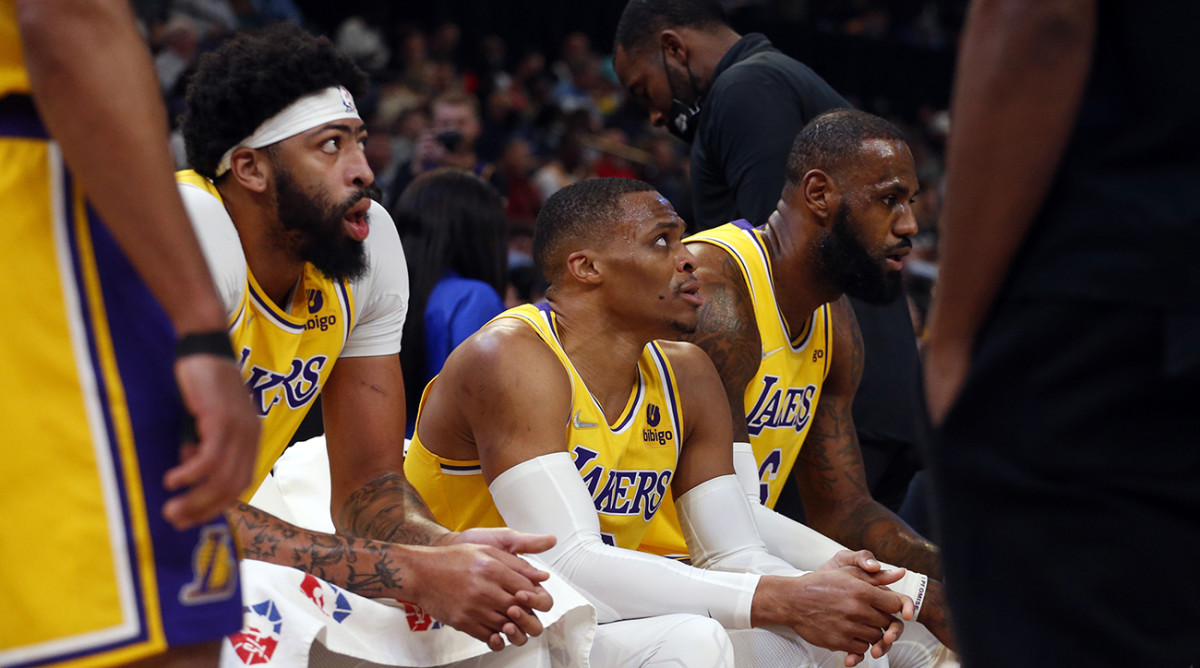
[613,0,931,548]
[613,0,848,232]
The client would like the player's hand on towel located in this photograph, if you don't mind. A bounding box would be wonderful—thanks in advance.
[454,528,556,649]
[411,530,555,650]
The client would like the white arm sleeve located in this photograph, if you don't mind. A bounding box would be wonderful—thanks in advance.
[733,442,931,618]
[489,453,759,629]
[342,201,408,357]
[676,474,803,577]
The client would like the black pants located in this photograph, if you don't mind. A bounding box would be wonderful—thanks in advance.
[930,297,1200,666]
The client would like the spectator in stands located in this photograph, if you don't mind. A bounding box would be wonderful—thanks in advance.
[533,125,596,202]
[390,92,493,208]
[393,168,509,436]
[493,136,542,227]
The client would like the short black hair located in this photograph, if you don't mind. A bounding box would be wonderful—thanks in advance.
[181,23,368,179]
[786,109,908,190]
[534,177,658,284]
[614,0,728,55]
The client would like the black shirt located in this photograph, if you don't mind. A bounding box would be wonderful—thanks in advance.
[691,34,849,230]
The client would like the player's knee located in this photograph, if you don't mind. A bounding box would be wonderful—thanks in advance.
[650,614,733,668]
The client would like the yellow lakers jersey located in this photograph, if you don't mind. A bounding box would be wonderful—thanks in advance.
[177,170,356,493]
[406,303,684,551]
[640,221,831,558]
[0,2,29,98]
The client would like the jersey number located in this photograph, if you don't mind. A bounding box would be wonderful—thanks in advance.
[757,449,783,505]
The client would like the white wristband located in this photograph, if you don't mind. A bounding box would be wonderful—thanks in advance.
[879,563,928,620]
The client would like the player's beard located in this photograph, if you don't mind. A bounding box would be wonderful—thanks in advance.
[818,201,904,305]
[273,166,379,281]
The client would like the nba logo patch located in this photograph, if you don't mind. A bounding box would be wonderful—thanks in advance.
[228,599,283,665]
[299,574,353,623]
[338,86,356,112]
[401,602,443,631]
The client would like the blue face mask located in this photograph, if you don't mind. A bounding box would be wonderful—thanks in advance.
[661,49,703,144]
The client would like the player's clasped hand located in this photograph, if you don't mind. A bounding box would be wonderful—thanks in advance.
[163,354,260,530]
[821,549,912,666]
[413,529,555,650]
[752,548,910,667]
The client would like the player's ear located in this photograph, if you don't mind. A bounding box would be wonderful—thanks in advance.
[801,169,839,227]
[229,147,271,194]
[658,30,688,66]
[565,249,602,285]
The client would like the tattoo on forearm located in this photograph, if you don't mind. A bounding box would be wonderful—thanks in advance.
[840,500,942,579]
[800,400,939,575]
[230,502,408,597]
[801,399,870,496]
[336,473,445,545]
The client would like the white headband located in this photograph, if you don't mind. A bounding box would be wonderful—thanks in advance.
[215,86,361,177]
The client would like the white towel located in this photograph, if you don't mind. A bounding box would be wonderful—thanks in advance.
[221,559,595,667]
[224,436,597,667]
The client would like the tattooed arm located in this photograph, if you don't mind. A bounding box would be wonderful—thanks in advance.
[229,500,551,648]
[320,354,444,543]
[795,297,941,577]
[682,242,762,441]
[324,355,554,553]
[229,354,554,649]
[795,297,956,648]
[685,243,936,576]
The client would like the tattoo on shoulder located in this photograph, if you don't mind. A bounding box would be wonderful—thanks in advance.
[832,297,865,388]
[687,255,761,391]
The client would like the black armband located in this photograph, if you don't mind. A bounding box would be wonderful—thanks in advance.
[175,329,236,361]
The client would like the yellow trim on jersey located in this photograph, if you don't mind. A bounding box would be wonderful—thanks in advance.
[641,222,832,558]
[406,304,684,551]
[0,2,30,97]
[176,168,221,199]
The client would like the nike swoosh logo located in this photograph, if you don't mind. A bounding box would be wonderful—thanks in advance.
[762,346,786,360]
[572,410,599,429]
